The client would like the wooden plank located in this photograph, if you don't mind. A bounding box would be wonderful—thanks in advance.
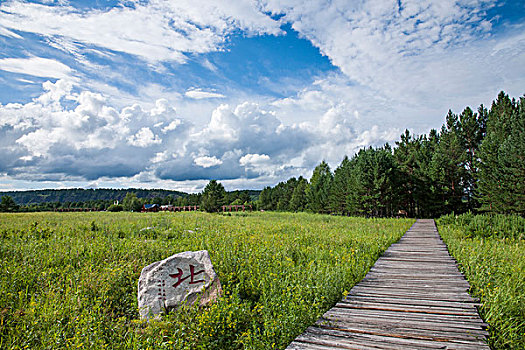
[325,307,488,326]
[314,321,487,343]
[348,290,477,303]
[319,312,488,333]
[333,302,482,317]
[343,294,480,310]
[349,284,471,295]
[295,326,487,350]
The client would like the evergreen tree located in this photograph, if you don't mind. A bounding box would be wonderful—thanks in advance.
[201,180,226,212]
[329,156,352,215]
[394,130,420,217]
[276,178,298,211]
[418,129,441,217]
[478,93,525,214]
[306,161,332,213]
[348,147,398,217]
[258,186,273,210]
[455,106,488,210]
[431,115,467,214]
[289,177,308,212]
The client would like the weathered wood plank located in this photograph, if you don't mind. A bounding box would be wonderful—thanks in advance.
[286,219,490,350]
[343,294,480,310]
[296,326,487,350]
[315,318,488,341]
[325,307,488,326]
[319,312,488,333]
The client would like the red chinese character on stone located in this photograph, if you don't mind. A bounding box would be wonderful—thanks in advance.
[169,265,205,288]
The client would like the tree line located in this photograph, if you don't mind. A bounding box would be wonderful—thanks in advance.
[257,91,524,217]
[0,188,187,206]
[0,188,259,212]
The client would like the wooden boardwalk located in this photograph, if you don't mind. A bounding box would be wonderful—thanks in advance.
[287,219,490,350]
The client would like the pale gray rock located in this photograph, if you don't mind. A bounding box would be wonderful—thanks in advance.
[137,250,222,320]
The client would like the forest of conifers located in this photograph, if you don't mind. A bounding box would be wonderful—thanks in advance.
[258,91,524,218]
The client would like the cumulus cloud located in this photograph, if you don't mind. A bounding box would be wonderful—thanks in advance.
[239,153,270,166]
[194,156,223,168]
[0,79,188,180]
[127,127,162,147]
[162,120,182,133]
[0,79,402,187]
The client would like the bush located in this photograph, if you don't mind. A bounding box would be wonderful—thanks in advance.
[439,212,525,240]
[107,204,124,212]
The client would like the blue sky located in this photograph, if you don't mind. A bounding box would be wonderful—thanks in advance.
[0,0,524,193]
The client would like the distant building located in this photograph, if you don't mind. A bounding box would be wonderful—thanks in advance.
[142,204,159,212]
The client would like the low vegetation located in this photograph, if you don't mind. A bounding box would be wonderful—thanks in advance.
[0,211,413,349]
[438,213,525,350]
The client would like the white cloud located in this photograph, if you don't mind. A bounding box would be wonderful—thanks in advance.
[185,89,226,100]
[0,57,73,79]
[239,153,270,166]
[151,151,169,164]
[1,79,402,187]
[194,156,223,168]
[127,127,162,147]
[260,0,525,118]
[0,26,22,39]
[162,120,182,133]
[0,0,282,63]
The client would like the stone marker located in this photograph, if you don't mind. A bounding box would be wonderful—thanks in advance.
[138,250,222,320]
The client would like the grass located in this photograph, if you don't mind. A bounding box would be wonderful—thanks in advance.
[0,211,413,349]
[437,213,525,350]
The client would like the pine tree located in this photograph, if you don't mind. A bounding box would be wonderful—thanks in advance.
[349,147,398,217]
[289,177,308,212]
[201,180,226,212]
[394,130,421,217]
[258,186,273,210]
[455,106,487,210]
[329,156,352,215]
[478,92,514,213]
[306,161,332,213]
[431,120,467,214]
[478,93,525,214]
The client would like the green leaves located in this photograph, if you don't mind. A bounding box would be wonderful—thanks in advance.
[478,94,525,215]
[0,195,19,212]
[201,180,227,213]
[306,161,332,213]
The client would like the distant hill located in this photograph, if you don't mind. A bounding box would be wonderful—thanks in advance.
[0,188,188,205]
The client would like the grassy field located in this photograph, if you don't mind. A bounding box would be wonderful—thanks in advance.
[437,213,525,350]
[0,211,413,349]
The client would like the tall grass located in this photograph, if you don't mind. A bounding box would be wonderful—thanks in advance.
[438,213,525,350]
[0,212,413,349]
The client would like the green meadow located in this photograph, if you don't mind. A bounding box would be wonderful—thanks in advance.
[0,212,412,349]
[437,213,525,350]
